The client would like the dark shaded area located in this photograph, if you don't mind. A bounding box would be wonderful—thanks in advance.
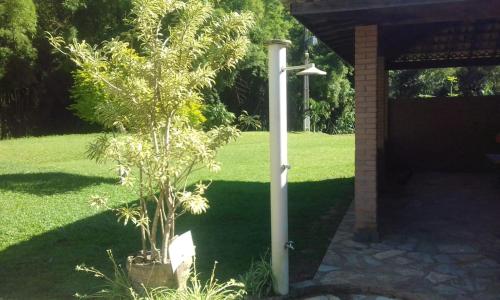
[0,0,130,139]
[0,178,353,300]
[380,172,500,250]
[0,172,117,196]
[388,96,500,172]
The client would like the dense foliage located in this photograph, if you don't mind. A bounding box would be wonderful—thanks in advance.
[0,0,37,78]
[298,41,354,133]
[2,0,500,138]
[0,0,357,138]
[390,67,500,99]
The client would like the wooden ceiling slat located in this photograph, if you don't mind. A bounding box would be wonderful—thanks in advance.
[391,20,500,68]
[382,24,442,62]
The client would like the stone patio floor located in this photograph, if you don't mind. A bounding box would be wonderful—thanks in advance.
[295,172,500,300]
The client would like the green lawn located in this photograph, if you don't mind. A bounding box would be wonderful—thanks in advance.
[0,132,354,299]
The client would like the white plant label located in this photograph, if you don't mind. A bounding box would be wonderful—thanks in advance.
[169,231,195,272]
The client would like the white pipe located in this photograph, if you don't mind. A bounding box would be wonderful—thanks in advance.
[303,52,310,132]
[283,63,309,71]
[267,39,291,296]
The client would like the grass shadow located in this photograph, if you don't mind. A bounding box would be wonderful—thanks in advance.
[0,178,353,299]
[0,172,117,195]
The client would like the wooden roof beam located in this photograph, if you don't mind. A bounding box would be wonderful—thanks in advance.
[388,56,500,69]
[290,0,466,16]
[293,1,500,26]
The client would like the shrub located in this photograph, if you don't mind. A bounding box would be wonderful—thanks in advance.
[203,100,236,129]
[308,99,331,132]
[332,106,355,134]
[237,110,261,131]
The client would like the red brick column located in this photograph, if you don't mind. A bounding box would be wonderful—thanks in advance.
[354,25,383,241]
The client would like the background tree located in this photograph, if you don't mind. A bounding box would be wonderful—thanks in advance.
[34,0,132,135]
[0,0,37,138]
[0,0,37,78]
[213,0,294,128]
[214,1,355,134]
[306,41,354,133]
[483,67,500,95]
[389,66,500,99]
[456,67,496,96]
[286,27,354,133]
[0,0,132,138]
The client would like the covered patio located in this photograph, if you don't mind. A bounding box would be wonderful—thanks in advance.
[286,0,500,298]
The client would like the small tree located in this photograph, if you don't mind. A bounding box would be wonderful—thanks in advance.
[447,75,458,97]
[49,0,253,264]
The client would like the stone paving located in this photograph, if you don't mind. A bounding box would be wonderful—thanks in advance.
[301,172,500,300]
[303,295,399,300]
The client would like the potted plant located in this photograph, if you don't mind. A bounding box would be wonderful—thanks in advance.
[49,0,253,290]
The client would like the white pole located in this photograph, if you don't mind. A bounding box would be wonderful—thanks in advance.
[303,51,311,132]
[267,39,291,296]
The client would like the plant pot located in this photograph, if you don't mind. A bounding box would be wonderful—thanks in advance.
[126,255,192,291]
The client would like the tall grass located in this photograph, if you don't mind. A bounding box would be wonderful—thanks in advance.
[75,252,246,300]
[238,252,274,298]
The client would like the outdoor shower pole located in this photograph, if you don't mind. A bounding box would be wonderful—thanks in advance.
[267,39,291,296]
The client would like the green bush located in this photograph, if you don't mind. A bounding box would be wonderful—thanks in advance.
[203,100,236,129]
[308,99,331,132]
[237,110,261,131]
[332,106,355,134]
[69,69,107,124]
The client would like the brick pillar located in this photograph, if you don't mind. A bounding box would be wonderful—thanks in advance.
[353,25,382,242]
